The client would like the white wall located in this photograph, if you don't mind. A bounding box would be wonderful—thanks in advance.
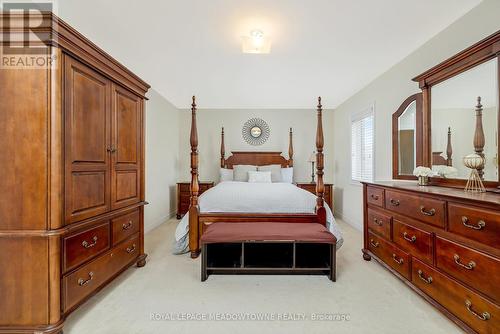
[144,89,181,233]
[332,0,500,230]
[178,108,334,184]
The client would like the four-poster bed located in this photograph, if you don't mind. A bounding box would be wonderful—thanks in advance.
[186,96,332,258]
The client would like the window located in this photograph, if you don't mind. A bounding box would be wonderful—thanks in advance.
[351,106,374,183]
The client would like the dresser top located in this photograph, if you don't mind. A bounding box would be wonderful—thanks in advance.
[363,181,500,207]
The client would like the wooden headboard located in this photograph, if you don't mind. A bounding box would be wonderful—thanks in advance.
[220,127,294,168]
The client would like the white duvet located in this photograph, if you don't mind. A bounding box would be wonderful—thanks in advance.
[173,182,343,254]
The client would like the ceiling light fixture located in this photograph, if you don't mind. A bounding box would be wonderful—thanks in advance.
[242,29,271,54]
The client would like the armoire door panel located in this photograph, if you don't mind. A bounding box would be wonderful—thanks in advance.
[65,56,111,223]
[111,84,142,209]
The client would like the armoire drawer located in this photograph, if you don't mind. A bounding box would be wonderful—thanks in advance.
[367,208,391,239]
[63,234,139,312]
[63,222,111,273]
[112,210,140,245]
[367,186,384,207]
[368,231,410,280]
[393,220,433,264]
[436,237,500,303]
[448,203,500,250]
[384,190,445,228]
[412,258,500,334]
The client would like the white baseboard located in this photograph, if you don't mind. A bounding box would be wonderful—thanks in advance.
[335,210,362,231]
[144,212,175,234]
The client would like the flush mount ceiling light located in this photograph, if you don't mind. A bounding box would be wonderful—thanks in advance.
[241,29,271,54]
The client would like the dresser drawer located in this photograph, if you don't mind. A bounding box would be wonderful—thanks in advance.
[412,258,500,334]
[368,231,410,280]
[63,222,110,273]
[367,208,391,240]
[436,237,500,303]
[448,203,500,250]
[112,210,140,246]
[178,183,191,193]
[63,234,139,312]
[393,220,433,264]
[385,190,445,228]
[367,186,384,207]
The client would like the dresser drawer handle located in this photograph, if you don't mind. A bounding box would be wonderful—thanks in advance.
[420,206,435,216]
[370,194,379,200]
[461,216,486,230]
[389,199,400,206]
[373,218,382,226]
[403,232,417,243]
[369,239,379,248]
[417,270,433,284]
[392,254,404,265]
[77,272,94,286]
[122,221,133,230]
[81,236,98,249]
[454,254,475,270]
[126,244,136,254]
[465,300,490,321]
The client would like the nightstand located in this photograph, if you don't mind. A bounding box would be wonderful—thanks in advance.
[176,182,214,219]
[295,182,333,210]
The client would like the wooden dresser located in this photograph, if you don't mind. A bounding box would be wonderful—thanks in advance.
[177,182,214,218]
[362,181,499,334]
[296,182,333,210]
[0,13,149,333]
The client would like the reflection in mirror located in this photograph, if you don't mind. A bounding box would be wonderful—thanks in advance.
[431,58,498,181]
[398,101,416,175]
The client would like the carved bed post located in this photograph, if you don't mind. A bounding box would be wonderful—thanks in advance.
[473,96,485,180]
[189,96,201,258]
[446,127,452,166]
[220,127,225,168]
[315,97,326,226]
[288,127,294,167]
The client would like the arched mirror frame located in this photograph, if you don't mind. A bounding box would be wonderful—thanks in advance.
[392,93,423,180]
[410,30,500,190]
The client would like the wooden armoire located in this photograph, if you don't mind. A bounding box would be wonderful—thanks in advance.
[0,13,150,333]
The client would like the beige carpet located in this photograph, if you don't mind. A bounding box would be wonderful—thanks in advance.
[64,218,462,334]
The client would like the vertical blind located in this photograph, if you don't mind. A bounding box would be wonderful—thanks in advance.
[351,111,374,182]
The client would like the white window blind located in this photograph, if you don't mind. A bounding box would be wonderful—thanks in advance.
[351,109,374,182]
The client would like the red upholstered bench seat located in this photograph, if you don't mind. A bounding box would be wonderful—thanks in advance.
[201,222,337,244]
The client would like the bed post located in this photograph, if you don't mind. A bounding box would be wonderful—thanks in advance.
[315,97,327,226]
[189,96,201,258]
[288,127,294,167]
[220,127,225,168]
[446,127,452,166]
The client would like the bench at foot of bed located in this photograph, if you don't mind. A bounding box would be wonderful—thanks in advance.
[200,222,337,282]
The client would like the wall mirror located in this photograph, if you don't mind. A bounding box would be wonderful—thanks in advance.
[392,94,422,179]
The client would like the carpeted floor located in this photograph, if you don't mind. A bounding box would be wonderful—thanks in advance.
[64,218,462,334]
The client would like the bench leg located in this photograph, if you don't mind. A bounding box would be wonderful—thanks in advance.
[330,244,336,282]
[201,244,208,282]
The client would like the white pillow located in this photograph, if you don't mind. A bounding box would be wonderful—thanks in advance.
[219,168,233,182]
[248,171,272,183]
[258,164,282,182]
[281,167,293,183]
[233,165,257,182]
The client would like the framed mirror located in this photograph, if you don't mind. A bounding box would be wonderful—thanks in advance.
[392,93,422,179]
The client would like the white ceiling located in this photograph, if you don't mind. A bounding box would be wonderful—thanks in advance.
[58,0,481,109]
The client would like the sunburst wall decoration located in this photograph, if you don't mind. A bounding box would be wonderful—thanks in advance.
[242,118,270,146]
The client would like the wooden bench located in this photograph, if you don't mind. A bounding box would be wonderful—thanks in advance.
[200,223,337,282]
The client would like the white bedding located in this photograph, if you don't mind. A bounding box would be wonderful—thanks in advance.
[173,181,343,254]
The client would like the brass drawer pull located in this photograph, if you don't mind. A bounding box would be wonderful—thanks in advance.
[403,232,416,243]
[461,216,486,230]
[465,300,490,321]
[122,221,133,230]
[392,254,404,265]
[370,194,379,200]
[82,236,98,249]
[420,206,435,216]
[126,244,136,254]
[454,254,475,270]
[78,272,94,286]
[389,199,400,206]
[417,270,433,284]
[373,218,382,226]
[369,239,379,248]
